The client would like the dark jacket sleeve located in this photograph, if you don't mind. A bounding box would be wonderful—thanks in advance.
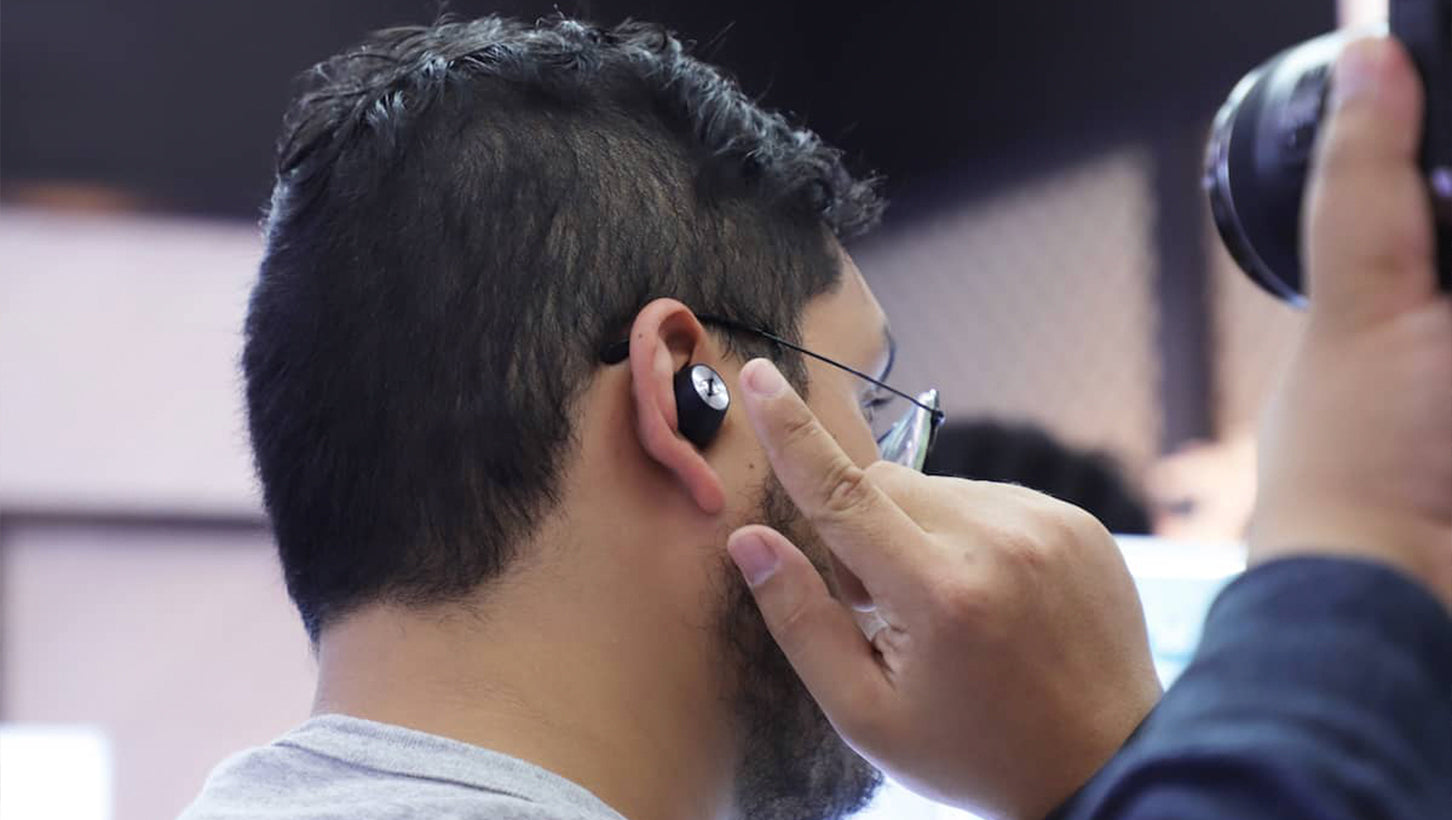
[1049,556,1452,820]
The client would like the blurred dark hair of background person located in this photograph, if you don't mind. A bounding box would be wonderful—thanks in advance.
[925,420,1154,535]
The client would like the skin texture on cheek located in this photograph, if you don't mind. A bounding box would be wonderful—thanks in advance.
[795,253,893,471]
[802,363,880,469]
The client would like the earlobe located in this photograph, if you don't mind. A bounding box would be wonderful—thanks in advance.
[628,299,727,515]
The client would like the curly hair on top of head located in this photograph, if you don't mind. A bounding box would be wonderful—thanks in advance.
[246,14,885,640]
[272,15,882,240]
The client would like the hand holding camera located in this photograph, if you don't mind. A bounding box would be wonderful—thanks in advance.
[1251,36,1452,609]
[1208,0,1452,606]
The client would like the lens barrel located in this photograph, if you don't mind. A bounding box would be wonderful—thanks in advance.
[1204,31,1348,306]
[1205,2,1451,304]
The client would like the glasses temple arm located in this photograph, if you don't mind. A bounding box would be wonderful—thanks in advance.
[696,315,944,422]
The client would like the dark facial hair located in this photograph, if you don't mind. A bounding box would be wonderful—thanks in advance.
[719,474,883,819]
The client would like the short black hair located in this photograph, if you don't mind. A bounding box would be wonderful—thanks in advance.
[924,420,1153,535]
[244,16,884,638]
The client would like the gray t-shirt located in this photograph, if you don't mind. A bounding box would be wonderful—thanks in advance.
[179,714,628,820]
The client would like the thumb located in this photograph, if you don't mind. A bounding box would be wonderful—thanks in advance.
[726,525,891,725]
[1305,36,1435,328]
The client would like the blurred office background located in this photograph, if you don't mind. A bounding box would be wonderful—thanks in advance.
[0,0,1381,817]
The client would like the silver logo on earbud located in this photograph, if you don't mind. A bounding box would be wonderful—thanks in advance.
[690,365,730,411]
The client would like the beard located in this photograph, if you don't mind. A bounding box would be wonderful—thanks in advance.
[717,474,883,819]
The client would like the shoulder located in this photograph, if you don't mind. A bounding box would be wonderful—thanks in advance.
[181,749,616,820]
[178,718,626,820]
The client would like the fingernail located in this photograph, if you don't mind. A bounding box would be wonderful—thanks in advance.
[727,532,779,587]
[743,359,787,399]
[1332,38,1383,110]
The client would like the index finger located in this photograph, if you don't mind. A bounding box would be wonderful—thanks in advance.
[738,358,928,584]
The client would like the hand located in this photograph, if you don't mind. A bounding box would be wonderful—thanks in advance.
[1251,37,1452,609]
[725,360,1162,820]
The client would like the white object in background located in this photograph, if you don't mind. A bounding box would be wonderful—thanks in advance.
[854,779,983,820]
[0,724,112,820]
[1116,536,1246,685]
[1339,0,1387,28]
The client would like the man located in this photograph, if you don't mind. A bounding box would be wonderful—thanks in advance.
[182,15,1161,820]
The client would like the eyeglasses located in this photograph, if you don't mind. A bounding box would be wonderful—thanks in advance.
[599,314,945,471]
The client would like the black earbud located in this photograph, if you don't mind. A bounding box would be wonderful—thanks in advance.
[674,363,730,449]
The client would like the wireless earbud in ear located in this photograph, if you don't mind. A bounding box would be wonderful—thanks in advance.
[674,363,730,449]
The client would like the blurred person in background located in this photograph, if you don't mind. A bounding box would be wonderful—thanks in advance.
[1146,431,1258,540]
[924,420,1153,535]
[180,15,1161,820]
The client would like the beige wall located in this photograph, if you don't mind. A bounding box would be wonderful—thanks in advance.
[1207,232,1306,437]
[0,207,303,820]
[0,520,315,820]
[854,149,1163,471]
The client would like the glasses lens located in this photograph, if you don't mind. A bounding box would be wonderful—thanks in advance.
[866,391,908,444]
[876,389,940,471]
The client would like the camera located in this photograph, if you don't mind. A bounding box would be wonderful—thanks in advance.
[1205,0,1451,305]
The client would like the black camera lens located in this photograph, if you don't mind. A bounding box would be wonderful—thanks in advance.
[1204,31,1348,306]
[1206,0,1451,305]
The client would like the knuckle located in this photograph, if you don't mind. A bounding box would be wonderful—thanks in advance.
[1023,493,1101,552]
[1036,503,1078,542]
[864,460,907,481]
[927,574,996,632]
[862,459,893,481]
[1067,502,1110,538]
[994,518,1046,569]
[1051,502,1111,555]
[863,460,912,495]
[818,460,874,519]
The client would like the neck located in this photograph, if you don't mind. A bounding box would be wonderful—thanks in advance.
[313,536,741,820]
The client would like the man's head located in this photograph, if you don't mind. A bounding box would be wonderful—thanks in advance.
[245,15,891,818]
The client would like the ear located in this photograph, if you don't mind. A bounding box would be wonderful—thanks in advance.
[629,298,727,516]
